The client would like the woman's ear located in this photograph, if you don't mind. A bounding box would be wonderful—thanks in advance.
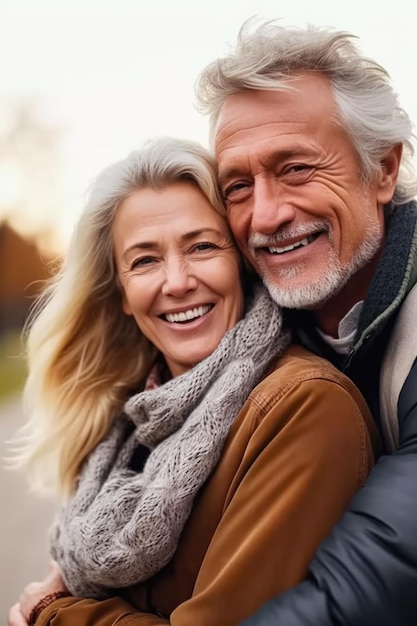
[376,144,403,205]
[122,295,133,316]
[115,274,133,316]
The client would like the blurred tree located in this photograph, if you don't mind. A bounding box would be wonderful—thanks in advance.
[0,97,63,334]
[0,96,65,249]
[0,222,56,334]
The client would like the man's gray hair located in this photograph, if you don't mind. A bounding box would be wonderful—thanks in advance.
[195,19,417,204]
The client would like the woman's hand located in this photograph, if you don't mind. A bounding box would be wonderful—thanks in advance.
[8,561,68,626]
[8,603,28,626]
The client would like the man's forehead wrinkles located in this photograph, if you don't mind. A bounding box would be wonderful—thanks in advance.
[217,120,304,146]
[215,122,305,159]
[220,119,284,136]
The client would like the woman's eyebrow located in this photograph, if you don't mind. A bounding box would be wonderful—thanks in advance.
[181,227,223,241]
[122,228,224,261]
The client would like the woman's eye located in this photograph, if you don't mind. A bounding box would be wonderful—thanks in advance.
[131,256,155,270]
[193,242,217,252]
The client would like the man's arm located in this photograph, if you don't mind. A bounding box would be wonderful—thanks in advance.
[241,359,417,626]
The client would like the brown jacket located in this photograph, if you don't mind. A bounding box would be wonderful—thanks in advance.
[36,346,377,626]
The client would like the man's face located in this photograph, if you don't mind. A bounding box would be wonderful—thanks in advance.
[215,73,395,309]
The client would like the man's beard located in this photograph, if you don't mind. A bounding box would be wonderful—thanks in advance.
[250,220,382,310]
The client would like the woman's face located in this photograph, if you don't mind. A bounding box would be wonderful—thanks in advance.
[112,181,244,377]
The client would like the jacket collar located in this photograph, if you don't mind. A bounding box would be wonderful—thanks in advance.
[287,201,417,367]
[353,201,417,351]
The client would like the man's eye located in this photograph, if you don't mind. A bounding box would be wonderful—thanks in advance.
[224,181,250,199]
[283,164,312,175]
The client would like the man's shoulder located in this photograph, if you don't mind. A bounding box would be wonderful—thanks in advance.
[380,282,417,449]
[251,344,363,408]
[240,344,376,453]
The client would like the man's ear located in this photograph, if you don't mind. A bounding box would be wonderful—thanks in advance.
[376,143,403,205]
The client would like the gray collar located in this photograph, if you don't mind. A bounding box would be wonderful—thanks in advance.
[316,301,363,355]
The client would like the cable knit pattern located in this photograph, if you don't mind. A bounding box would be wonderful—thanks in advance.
[49,285,290,599]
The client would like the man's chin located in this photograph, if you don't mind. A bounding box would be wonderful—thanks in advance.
[262,273,345,310]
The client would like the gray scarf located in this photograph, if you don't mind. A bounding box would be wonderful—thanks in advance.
[50,285,290,599]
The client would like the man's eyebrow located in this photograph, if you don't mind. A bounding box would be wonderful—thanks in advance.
[218,167,244,188]
[218,145,318,187]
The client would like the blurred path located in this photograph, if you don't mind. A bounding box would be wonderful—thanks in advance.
[0,395,57,623]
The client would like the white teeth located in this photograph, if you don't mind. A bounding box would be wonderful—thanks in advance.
[268,237,310,254]
[165,305,212,323]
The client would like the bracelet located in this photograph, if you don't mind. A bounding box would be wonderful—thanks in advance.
[28,591,72,626]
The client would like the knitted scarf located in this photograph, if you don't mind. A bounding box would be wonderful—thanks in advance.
[50,285,290,599]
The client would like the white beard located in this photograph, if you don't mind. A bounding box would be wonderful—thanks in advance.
[251,220,382,310]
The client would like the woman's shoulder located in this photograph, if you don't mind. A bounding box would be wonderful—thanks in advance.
[248,344,370,418]
[224,343,377,496]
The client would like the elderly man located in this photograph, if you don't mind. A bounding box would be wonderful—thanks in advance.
[196,20,417,626]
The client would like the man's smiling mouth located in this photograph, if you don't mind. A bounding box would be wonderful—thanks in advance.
[264,233,321,254]
[162,304,214,324]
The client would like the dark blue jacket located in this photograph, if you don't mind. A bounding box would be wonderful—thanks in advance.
[241,202,417,626]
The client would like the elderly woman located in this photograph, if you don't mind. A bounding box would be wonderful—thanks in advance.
[9,137,376,626]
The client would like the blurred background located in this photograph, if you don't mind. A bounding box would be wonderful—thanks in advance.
[1,0,416,621]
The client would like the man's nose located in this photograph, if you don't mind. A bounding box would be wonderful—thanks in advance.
[251,179,296,234]
[161,258,198,297]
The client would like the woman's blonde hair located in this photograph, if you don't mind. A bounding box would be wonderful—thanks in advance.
[13,136,228,498]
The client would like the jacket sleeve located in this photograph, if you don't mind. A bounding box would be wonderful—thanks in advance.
[34,374,374,626]
[241,358,417,626]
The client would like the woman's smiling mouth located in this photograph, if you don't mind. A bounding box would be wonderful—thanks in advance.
[162,304,214,324]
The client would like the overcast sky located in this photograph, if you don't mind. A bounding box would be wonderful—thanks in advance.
[1,0,415,249]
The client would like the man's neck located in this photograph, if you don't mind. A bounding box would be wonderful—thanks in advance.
[314,251,382,338]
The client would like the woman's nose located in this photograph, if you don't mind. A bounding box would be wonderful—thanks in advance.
[161,259,198,297]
